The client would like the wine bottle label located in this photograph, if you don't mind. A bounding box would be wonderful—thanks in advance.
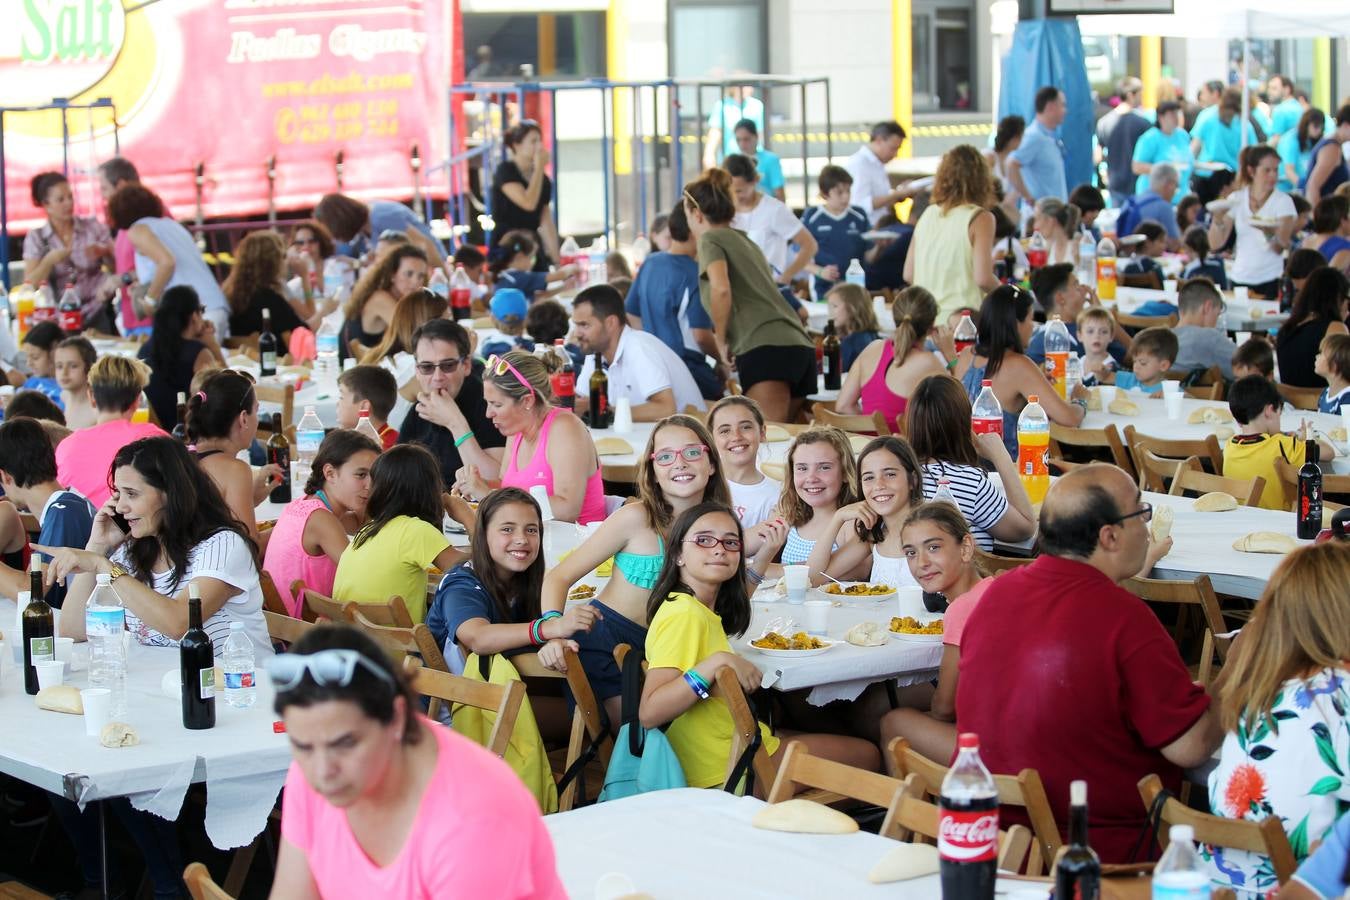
[261,351,277,372]
[199,667,216,700]
[29,636,54,661]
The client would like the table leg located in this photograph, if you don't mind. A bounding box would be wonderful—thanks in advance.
[98,801,109,900]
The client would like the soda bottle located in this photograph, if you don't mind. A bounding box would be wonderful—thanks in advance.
[631,234,651,268]
[295,406,325,489]
[587,353,610,428]
[1055,780,1101,900]
[972,379,1004,439]
[939,732,999,900]
[1043,316,1072,399]
[222,622,257,709]
[1077,229,1098,290]
[1152,825,1208,899]
[559,235,582,271]
[171,392,189,442]
[58,283,82,333]
[845,259,866,288]
[258,308,278,377]
[21,557,54,695]
[549,339,576,410]
[180,585,216,730]
[821,322,842,391]
[267,413,292,503]
[86,573,127,717]
[1096,237,1117,301]
[1017,396,1050,504]
[428,266,450,299]
[448,264,473,321]
[932,478,960,511]
[32,284,56,326]
[355,410,382,445]
[1297,430,1323,540]
[14,280,36,338]
[1027,231,1048,270]
[953,314,978,355]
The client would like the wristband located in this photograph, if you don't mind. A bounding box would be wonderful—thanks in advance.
[454,431,473,449]
[683,671,710,700]
[529,618,546,646]
[541,610,563,620]
[745,567,764,586]
[946,357,960,372]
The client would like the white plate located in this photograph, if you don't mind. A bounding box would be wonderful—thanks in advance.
[1205,199,1233,214]
[862,230,899,242]
[748,639,839,658]
[888,630,944,643]
[820,582,898,602]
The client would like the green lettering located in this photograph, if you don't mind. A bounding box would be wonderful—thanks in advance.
[56,2,79,60]
[96,0,113,55]
[21,0,52,62]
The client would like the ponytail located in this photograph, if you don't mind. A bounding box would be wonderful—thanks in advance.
[490,230,538,280]
[890,286,939,367]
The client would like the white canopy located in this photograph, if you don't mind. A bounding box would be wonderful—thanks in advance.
[1076,0,1350,40]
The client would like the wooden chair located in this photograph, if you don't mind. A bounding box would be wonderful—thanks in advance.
[351,594,416,629]
[404,658,525,758]
[1275,459,1350,511]
[1115,309,1176,331]
[766,740,909,839]
[1118,270,1164,291]
[1138,774,1297,886]
[184,862,235,900]
[1047,422,1134,479]
[1183,381,1224,401]
[301,588,351,623]
[1167,457,1265,507]
[973,547,1036,577]
[258,571,290,616]
[348,606,450,672]
[1125,425,1225,476]
[890,776,1035,875]
[254,383,295,435]
[1123,573,1233,667]
[1276,382,1321,411]
[513,649,615,811]
[889,738,1061,876]
[712,666,779,798]
[811,402,893,436]
[263,609,314,647]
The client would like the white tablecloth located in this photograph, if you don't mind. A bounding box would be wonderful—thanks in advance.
[1111,286,1287,332]
[0,603,289,850]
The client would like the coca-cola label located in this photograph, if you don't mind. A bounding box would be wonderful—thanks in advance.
[551,372,575,397]
[938,807,998,862]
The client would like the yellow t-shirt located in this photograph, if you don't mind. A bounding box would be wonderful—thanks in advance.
[645,591,780,789]
[1223,432,1305,511]
[332,515,449,623]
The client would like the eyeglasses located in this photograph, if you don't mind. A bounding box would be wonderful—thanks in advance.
[684,534,743,552]
[266,649,395,692]
[485,353,535,396]
[292,237,318,246]
[1111,502,1153,525]
[415,357,463,375]
[650,443,708,466]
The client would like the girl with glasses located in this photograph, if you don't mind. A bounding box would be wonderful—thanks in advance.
[640,502,879,791]
[268,624,566,900]
[538,415,731,726]
[186,369,283,540]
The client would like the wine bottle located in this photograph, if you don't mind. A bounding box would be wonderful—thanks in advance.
[1054,780,1101,900]
[180,585,216,729]
[258,308,278,377]
[171,392,188,442]
[588,353,610,429]
[1297,433,1323,540]
[22,556,54,696]
[821,322,842,391]
[267,412,292,503]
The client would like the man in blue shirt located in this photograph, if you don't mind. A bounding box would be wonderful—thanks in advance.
[1117,164,1182,243]
[703,84,764,167]
[1131,101,1192,198]
[732,119,785,201]
[623,204,722,399]
[1190,88,1253,202]
[1266,74,1304,140]
[0,416,94,608]
[1008,86,1068,209]
[800,165,872,299]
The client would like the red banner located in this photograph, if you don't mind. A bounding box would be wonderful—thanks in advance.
[1,0,454,230]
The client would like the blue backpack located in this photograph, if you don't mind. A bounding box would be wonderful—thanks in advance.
[598,649,686,801]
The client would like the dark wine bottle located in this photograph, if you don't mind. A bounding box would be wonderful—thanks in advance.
[22,556,54,696]
[258,308,278,377]
[171,392,188,442]
[1054,780,1101,900]
[180,585,216,729]
[267,412,292,503]
[821,322,842,391]
[588,353,610,428]
[1297,435,1323,540]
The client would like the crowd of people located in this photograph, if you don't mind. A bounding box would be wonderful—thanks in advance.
[2,66,1350,898]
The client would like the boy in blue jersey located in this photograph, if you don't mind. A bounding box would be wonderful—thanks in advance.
[0,416,94,608]
[800,165,875,300]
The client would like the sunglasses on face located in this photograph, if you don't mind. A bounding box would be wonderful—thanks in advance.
[415,357,463,375]
[292,237,318,246]
[651,443,708,466]
[684,534,742,552]
[266,649,395,692]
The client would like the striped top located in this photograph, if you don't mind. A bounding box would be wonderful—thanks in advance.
[781,526,837,566]
[920,461,1011,551]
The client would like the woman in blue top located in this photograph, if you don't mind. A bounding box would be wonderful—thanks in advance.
[536,415,731,724]
[1278,108,1324,192]
[1305,195,1350,270]
[1300,104,1350,203]
[489,230,577,305]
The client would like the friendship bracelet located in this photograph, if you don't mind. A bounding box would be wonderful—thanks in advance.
[454,431,473,449]
[685,669,710,692]
[682,671,710,700]
[945,357,960,372]
[745,567,765,586]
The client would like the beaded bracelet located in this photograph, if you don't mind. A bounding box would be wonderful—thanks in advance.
[683,670,710,700]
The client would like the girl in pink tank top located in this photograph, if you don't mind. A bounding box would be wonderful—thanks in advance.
[500,407,607,524]
[858,340,908,434]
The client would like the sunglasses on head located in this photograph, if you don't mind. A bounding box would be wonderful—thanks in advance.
[415,357,463,375]
[485,353,535,396]
[650,443,708,466]
[266,649,395,692]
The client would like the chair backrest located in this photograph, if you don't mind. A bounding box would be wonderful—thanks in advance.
[350,594,415,629]
[889,738,1062,875]
[811,401,893,436]
[767,740,910,838]
[1138,774,1297,885]
[1275,459,1350,512]
[512,648,615,811]
[404,659,525,758]
[1047,422,1135,479]
[254,383,295,435]
[1184,381,1224,401]
[1122,573,1232,663]
[712,666,778,796]
[1115,308,1175,330]
[891,775,1035,875]
[184,862,235,900]
[258,571,290,616]
[348,606,450,672]
[1125,425,1225,476]
[301,589,352,623]
[1167,457,1265,508]
[263,609,314,647]
[973,547,1036,577]
[1276,382,1321,411]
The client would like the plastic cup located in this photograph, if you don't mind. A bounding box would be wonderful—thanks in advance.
[1162,380,1182,397]
[803,600,831,635]
[1233,286,1250,303]
[54,637,74,666]
[612,398,634,434]
[1165,394,1184,420]
[1342,408,1350,436]
[81,688,112,737]
[35,659,64,690]
[1163,279,1178,296]
[1097,385,1117,407]
[783,565,809,605]
[896,586,925,618]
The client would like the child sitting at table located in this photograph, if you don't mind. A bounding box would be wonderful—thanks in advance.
[1180,225,1230,289]
[525,298,584,370]
[1232,335,1276,381]
[823,282,881,373]
[1315,333,1350,414]
[1110,326,1177,395]
[1224,375,1338,511]
[639,501,879,790]
[18,320,65,407]
[1175,194,1204,233]
[776,426,860,567]
[477,288,535,360]
[1120,221,1168,278]
[1076,306,1119,385]
[490,230,574,304]
[707,396,781,535]
[336,364,399,448]
[54,335,97,429]
[801,164,873,299]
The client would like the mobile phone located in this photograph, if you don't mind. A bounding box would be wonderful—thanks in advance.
[108,492,131,534]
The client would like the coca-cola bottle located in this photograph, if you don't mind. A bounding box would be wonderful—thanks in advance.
[972,379,1004,438]
[449,264,473,321]
[549,339,576,410]
[939,732,999,900]
[953,314,978,355]
[1027,231,1048,270]
[58,283,82,333]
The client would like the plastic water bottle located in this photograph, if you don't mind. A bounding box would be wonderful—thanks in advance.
[932,478,960,511]
[322,257,355,299]
[1065,354,1083,398]
[631,234,651,268]
[295,405,325,488]
[427,267,449,299]
[972,379,1004,439]
[354,410,382,445]
[86,573,127,717]
[1017,396,1050,504]
[845,258,866,288]
[315,318,340,386]
[1152,825,1208,899]
[1077,229,1097,288]
[1043,316,1073,399]
[222,622,257,709]
[1096,237,1118,301]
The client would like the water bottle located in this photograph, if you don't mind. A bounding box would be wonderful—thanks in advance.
[1077,229,1097,289]
[1096,237,1118,301]
[1043,316,1073,399]
[427,267,449,299]
[631,234,651,268]
[845,258,866,288]
[322,257,354,299]
[932,478,960,511]
[315,318,340,386]
[1066,354,1083,399]
[972,379,1004,439]
[1017,396,1050,504]
[1152,825,1208,899]
[295,405,325,488]
[354,410,382,445]
[222,622,257,709]
[86,573,127,717]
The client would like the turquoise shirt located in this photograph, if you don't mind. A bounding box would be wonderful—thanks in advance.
[1269,98,1303,139]
[1132,126,1193,197]
[1192,114,1255,178]
[756,148,785,195]
[1276,129,1316,192]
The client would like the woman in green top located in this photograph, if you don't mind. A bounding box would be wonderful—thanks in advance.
[684,168,815,423]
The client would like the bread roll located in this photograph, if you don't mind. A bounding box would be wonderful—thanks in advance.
[1108,396,1140,416]
[1150,504,1174,542]
[868,843,940,884]
[761,461,786,481]
[100,722,140,748]
[1085,388,1102,411]
[593,437,635,456]
[36,685,83,715]
[1232,531,1299,553]
[1213,426,1235,442]
[1194,492,1239,512]
[1187,406,1233,424]
[764,424,792,443]
[1330,427,1348,443]
[752,798,859,834]
[845,622,888,647]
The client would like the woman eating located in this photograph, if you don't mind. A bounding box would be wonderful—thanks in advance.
[266,625,565,899]
[186,370,282,540]
[836,286,947,435]
[138,286,227,429]
[341,245,430,353]
[904,145,998,319]
[222,231,314,341]
[22,171,114,333]
[490,121,563,271]
[1208,145,1299,299]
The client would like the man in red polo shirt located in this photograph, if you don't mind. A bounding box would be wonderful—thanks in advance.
[955,464,1221,863]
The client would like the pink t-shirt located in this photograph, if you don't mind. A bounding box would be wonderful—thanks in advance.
[261,495,336,617]
[115,229,152,332]
[941,576,995,648]
[55,419,168,507]
[280,720,566,900]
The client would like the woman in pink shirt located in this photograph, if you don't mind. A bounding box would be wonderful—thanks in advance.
[54,356,166,507]
[267,625,566,900]
[263,430,380,617]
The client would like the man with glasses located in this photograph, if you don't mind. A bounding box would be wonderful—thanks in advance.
[1172,277,1238,379]
[397,319,505,488]
[953,464,1221,863]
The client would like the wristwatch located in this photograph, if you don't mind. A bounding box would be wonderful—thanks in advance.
[107,562,129,582]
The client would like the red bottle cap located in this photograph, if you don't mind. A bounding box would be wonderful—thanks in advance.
[957,733,979,750]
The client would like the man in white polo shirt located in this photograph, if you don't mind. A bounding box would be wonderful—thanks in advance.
[845,120,922,228]
[572,283,707,422]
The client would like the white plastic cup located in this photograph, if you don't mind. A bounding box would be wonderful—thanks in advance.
[1162,379,1182,397]
[1163,279,1178,296]
[1165,393,1184,420]
[612,398,634,434]
[54,637,74,666]
[81,688,112,737]
[1097,384,1118,407]
[35,659,64,690]
[783,565,809,605]
[1233,286,1250,303]
[803,600,830,635]
[896,586,925,618]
